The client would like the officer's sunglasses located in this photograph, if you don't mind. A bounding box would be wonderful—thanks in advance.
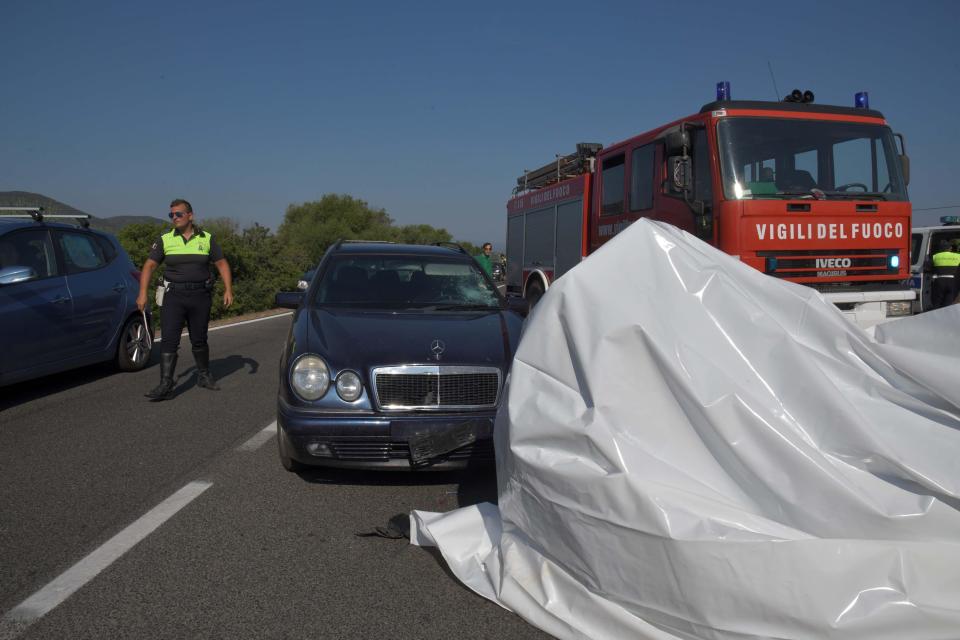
[169,211,189,219]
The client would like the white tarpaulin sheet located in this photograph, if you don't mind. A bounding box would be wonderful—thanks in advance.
[411,219,960,640]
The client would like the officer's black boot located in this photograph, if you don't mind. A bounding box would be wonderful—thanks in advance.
[193,345,220,390]
[145,353,178,401]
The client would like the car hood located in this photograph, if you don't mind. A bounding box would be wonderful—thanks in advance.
[303,307,518,372]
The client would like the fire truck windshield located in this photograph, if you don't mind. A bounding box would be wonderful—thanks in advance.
[717,117,907,202]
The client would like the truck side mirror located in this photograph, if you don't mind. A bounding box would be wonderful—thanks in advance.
[665,129,690,156]
[669,156,691,193]
[900,154,910,186]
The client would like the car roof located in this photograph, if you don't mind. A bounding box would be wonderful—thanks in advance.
[913,225,960,233]
[0,218,34,232]
[0,218,115,238]
[331,242,470,257]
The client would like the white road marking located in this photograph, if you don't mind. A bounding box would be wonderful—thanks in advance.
[206,312,292,334]
[237,421,276,451]
[156,311,293,342]
[3,481,213,626]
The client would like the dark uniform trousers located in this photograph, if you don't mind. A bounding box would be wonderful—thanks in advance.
[932,277,956,309]
[160,286,213,354]
[930,249,960,309]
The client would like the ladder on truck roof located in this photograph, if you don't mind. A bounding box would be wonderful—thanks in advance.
[515,142,603,193]
[0,206,91,228]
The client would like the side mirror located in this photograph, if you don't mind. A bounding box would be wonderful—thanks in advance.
[900,154,910,186]
[664,129,690,156]
[275,290,304,309]
[668,156,692,193]
[0,265,38,286]
[505,295,529,317]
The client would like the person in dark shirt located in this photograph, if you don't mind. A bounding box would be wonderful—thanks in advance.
[137,198,234,400]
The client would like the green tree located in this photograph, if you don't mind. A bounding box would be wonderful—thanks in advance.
[276,194,394,266]
[201,218,299,319]
[459,241,482,256]
[117,222,168,267]
[389,224,453,245]
[117,222,168,321]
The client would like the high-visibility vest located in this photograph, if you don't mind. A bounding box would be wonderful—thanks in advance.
[931,250,960,276]
[161,228,213,257]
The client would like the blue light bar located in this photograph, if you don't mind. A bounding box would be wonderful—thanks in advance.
[940,215,960,226]
[717,81,731,101]
[855,92,869,109]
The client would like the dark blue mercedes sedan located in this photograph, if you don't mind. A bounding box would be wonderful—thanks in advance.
[275,241,527,470]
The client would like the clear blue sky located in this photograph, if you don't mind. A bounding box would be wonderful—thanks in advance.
[3,0,958,245]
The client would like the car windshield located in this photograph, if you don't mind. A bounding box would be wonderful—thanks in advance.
[717,117,907,201]
[314,254,501,309]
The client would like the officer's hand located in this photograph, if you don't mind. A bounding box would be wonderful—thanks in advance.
[136,292,147,312]
[223,291,234,308]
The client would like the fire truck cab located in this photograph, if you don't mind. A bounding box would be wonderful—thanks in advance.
[506,86,914,328]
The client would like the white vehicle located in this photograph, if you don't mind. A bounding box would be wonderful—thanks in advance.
[909,215,960,312]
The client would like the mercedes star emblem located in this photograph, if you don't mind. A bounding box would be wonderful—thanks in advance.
[430,339,446,360]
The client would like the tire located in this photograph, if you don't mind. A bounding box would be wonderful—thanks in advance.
[525,278,545,309]
[117,314,152,372]
[277,423,307,473]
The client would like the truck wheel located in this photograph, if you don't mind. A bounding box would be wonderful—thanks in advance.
[525,279,545,309]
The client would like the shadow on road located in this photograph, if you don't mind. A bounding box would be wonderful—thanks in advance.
[0,348,165,411]
[164,354,260,397]
[334,464,501,590]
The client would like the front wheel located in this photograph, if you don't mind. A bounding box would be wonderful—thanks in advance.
[117,314,152,372]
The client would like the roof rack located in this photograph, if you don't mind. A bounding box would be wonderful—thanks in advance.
[432,241,469,255]
[515,142,603,194]
[0,206,91,228]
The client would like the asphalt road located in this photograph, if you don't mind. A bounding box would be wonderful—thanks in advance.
[0,313,549,639]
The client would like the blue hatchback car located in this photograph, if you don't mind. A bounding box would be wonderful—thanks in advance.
[0,216,153,386]
[275,241,526,470]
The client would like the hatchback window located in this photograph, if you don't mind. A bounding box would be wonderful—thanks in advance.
[94,235,118,263]
[0,229,59,278]
[58,232,108,273]
[315,255,500,309]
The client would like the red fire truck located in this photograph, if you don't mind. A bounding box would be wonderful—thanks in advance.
[506,85,914,327]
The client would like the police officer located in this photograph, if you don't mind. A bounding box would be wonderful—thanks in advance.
[137,199,234,401]
[929,239,960,309]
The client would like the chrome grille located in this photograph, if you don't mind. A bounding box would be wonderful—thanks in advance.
[372,365,501,410]
[328,439,495,462]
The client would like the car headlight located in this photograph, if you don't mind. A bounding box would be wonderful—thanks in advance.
[336,371,363,402]
[290,355,330,400]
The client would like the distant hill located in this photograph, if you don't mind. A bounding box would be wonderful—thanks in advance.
[0,191,167,234]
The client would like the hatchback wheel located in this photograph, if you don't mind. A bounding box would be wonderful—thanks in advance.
[117,314,152,371]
